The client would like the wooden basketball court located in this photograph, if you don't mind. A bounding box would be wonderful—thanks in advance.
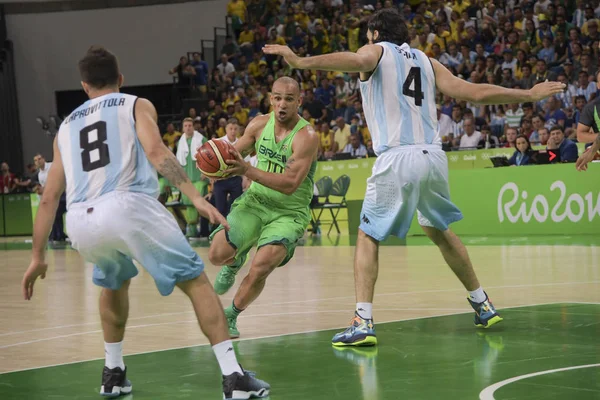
[1,236,599,399]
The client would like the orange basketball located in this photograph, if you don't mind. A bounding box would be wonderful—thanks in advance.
[195,139,235,177]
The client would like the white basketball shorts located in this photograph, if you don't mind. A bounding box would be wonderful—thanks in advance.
[359,145,463,241]
[66,191,204,295]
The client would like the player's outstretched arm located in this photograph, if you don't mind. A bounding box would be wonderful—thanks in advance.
[134,98,228,229]
[227,125,319,195]
[430,58,565,105]
[22,136,66,300]
[262,44,381,73]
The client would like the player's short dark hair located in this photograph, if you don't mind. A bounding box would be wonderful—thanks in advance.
[78,46,120,89]
[367,8,409,46]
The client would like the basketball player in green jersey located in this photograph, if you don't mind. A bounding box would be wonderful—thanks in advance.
[208,77,319,338]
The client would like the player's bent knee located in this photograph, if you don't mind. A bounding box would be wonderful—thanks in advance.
[208,230,236,265]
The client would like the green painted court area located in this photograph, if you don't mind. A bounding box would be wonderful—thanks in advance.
[1,303,599,399]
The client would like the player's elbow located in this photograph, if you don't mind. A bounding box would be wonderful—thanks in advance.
[281,179,301,195]
[469,89,486,105]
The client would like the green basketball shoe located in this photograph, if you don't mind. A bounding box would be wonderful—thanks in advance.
[214,254,248,295]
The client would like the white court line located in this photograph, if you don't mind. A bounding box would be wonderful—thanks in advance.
[0,301,571,375]
[0,308,467,350]
[2,280,598,338]
[479,364,600,399]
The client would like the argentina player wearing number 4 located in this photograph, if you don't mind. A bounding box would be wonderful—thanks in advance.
[21,46,270,399]
[264,8,565,346]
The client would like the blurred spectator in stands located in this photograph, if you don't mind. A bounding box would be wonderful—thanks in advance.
[503,127,518,148]
[556,72,575,108]
[545,96,567,129]
[34,154,51,193]
[500,68,517,88]
[534,59,556,83]
[214,119,243,218]
[538,127,550,146]
[217,53,236,78]
[547,125,578,163]
[508,134,534,166]
[519,63,535,89]
[342,134,368,158]
[303,90,327,121]
[162,123,182,153]
[530,115,545,144]
[438,106,453,141]
[575,70,597,101]
[440,42,463,70]
[520,117,534,139]
[318,121,338,159]
[227,0,247,37]
[233,101,249,127]
[193,117,204,137]
[169,56,195,88]
[14,163,39,193]
[505,103,524,129]
[478,126,500,149]
[501,49,518,76]
[572,95,587,127]
[34,154,67,241]
[334,116,351,148]
[459,118,481,149]
[451,104,464,137]
[302,109,315,127]
[537,36,556,65]
[191,52,209,95]
[314,77,336,107]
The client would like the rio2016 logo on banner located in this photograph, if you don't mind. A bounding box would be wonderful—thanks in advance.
[498,181,600,224]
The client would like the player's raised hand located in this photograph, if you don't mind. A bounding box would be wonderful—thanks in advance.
[225,148,250,177]
[192,197,230,230]
[262,45,301,68]
[529,80,567,101]
[22,259,48,300]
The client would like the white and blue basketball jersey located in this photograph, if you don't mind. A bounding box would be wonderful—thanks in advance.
[57,93,159,209]
[360,42,439,155]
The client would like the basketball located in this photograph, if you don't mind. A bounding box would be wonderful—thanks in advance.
[195,139,235,177]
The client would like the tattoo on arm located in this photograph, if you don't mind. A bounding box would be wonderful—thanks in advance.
[595,134,600,144]
[158,154,191,187]
[285,157,296,170]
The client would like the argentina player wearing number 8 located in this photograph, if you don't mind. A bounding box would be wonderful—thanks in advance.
[21,46,271,399]
[264,8,565,347]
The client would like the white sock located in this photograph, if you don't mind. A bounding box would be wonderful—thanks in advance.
[356,303,373,320]
[468,287,486,303]
[213,340,243,376]
[104,341,125,370]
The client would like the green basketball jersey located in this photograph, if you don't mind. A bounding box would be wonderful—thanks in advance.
[247,112,316,212]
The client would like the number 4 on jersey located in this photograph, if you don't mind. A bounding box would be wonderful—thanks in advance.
[402,67,424,107]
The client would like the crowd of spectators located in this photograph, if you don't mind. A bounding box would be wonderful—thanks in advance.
[163,0,600,166]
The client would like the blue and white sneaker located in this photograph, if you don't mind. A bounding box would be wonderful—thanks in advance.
[467,292,503,328]
[332,312,377,347]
